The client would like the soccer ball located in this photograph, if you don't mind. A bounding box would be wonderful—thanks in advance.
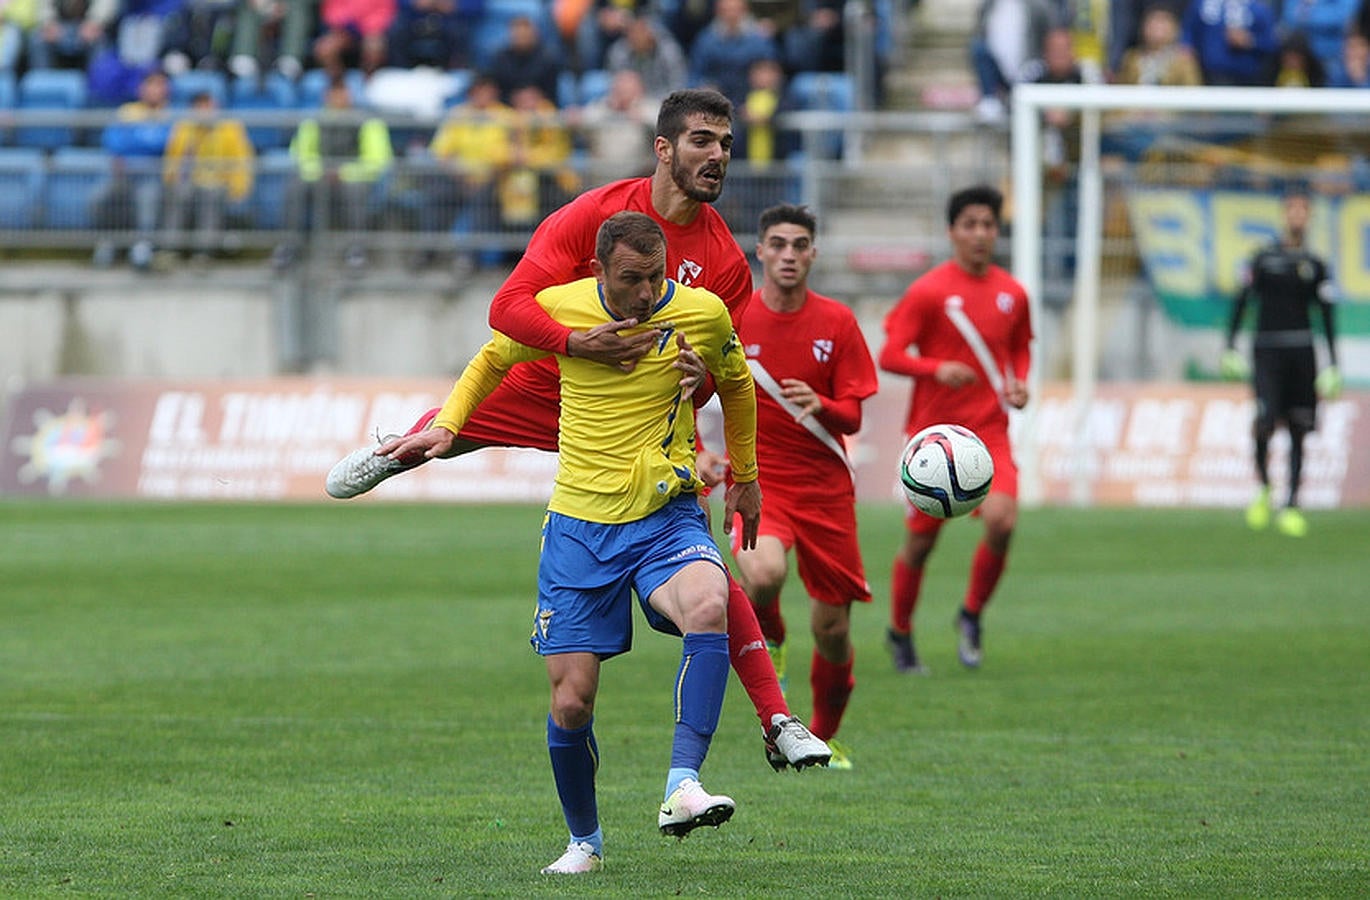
[899,424,994,519]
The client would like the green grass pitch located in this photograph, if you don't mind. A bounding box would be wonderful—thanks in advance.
[2,500,1367,897]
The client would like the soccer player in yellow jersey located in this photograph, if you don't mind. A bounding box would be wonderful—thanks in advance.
[385,211,761,876]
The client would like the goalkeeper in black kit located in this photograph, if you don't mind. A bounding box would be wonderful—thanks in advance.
[1221,188,1340,537]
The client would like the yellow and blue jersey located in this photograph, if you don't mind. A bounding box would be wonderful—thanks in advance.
[435,276,757,524]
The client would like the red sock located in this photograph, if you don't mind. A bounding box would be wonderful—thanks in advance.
[404,407,440,436]
[725,575,788,727]
[751,596,786,646]
[964,542,1007,616]
[808,649,854,742]
[890,558,924,634]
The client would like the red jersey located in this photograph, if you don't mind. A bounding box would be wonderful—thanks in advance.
[880,260,1032,439]
[489,177,754,349]
[738,289,878,492]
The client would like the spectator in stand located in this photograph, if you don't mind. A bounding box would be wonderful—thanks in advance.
[313,0,395,78]
[488,13,563,106]
[573,0,652,71]
[420,73,513,264]
[278,77,394,270]
[687,0,778,110]
[503,83,580,227]
[1182,0,1280,86]
[667,0,714,57]
[780,0,846,76]
[1328,27,1370,84]
[604,13,688,102]
[229,0,316,82]
[576,68,657,179]
[1022,25,1091,308]
[969,0,1055,125]
[28,0,116,71]
[1,0,39,75]
[1115,4,1201,86]
[1271,29,1328,85]
[1280,0,1360,78]
[1358,0,1370,40]
[386,0,478,69]
[92,69,173,270]
[115,0,185,72]
[161,90,255,260]
[737,56,788,165]
[160,0,241,74]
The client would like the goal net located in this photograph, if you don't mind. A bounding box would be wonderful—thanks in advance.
[1008,85,1370,506]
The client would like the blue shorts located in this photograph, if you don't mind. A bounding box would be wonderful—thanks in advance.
[531,495,726,658]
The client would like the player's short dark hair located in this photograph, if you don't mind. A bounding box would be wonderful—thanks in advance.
[757,204,817,239]
[656,89,733,142]
[947,184,1003,226]
[596,211,665,264]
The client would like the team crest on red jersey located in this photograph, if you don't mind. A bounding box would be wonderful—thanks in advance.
[996,291,1014,313]
[812,339,833,362]
[676,258,703,285]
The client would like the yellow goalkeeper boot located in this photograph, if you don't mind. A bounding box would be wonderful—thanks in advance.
[1276,507,1308,538]
[1245,486,1272,531]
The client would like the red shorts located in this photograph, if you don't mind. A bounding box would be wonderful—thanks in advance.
[456,358,561,452]
[905,428,1017,534]
[731,488,871,606]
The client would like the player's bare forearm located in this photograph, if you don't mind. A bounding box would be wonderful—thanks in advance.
[567,319,660,369]
[722,479,762,550]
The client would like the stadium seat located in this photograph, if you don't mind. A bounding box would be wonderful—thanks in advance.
[0,71,15,146]
[578,69,613,106]
[44,147,113,230]
[250,149,297,230]
[470,0,558,71]
[444,69,474,107]
[169,70,229,108]
[16,69,88,150]
[230,73,298,151]
[0,148,46,228]
[298,68,368,109]
[556,69,578,108]
[785,72,854,159]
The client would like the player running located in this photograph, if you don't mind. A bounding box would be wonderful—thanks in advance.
[725,205,878,770]
[878,184,1033,672]
[1221,187,1341,538]
[325,89,829,771]
[390,213,755,874]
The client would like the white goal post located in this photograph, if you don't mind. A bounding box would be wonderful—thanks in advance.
[1009,84,1370,505]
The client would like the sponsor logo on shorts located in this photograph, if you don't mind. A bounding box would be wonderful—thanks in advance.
[666,543,723,565]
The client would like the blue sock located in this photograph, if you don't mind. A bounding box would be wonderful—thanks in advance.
[547,715,600,851]
[666,766,699,799]
[669,632,729,776]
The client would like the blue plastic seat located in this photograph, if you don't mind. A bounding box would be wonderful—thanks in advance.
[230,73,298,150]
[169,69,229,108]
[298,68,368,109]
[470,0,558,71]
[250,148,297,229]
[785,72,854,159]
[16,69,88,150]
[44,147,113,229]
[0,147,45,228]
[578,69,613,106]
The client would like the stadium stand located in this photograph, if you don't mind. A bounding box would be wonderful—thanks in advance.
[16,69,88,151]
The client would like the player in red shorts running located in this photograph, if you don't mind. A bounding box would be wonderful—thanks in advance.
[326,89,829,770]
[724,204,878,770]
[878,184,1033,672]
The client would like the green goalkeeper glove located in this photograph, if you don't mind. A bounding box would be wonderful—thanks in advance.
[1220,349,1249,380]
[1316,366,1343,400]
